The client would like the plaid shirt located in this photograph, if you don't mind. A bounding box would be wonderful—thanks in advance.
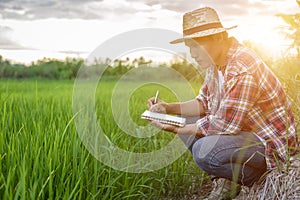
[196,37,298,169]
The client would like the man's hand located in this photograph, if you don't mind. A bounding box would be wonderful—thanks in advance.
[150,121,204,137]
[148,98,204,117]
[146,97,204,136]
[150,121,178,134]
[147,97,168,113]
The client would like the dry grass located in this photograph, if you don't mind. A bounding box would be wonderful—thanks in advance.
[235,157,300,200]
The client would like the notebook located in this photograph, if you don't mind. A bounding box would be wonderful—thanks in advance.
[141,110,186,127]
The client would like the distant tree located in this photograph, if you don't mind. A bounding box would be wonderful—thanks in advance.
[277,13,300,57]
[243,40,273,67]
[171,60,204,83]
[136,56,152,67]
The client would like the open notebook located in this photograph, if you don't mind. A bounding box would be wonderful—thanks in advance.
[141,110,186,127]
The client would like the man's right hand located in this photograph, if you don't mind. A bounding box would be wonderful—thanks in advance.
[147,97,168,114]
[147,98,204,117]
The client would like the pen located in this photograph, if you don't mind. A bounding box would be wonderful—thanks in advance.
[154,90,159,104]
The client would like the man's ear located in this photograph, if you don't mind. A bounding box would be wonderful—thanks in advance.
[212,34,224,42]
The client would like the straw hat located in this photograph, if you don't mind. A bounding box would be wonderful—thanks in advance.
[170,7,237,44]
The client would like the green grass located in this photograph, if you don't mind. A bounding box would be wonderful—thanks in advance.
[0,79,207,200]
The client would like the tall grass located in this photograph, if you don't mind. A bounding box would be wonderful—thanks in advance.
[0,79,207,199]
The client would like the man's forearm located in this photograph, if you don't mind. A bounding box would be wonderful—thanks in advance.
[166,99,204,117]
[177,123,203,137]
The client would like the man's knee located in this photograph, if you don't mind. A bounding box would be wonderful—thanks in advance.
[192,139,208,169]
[192,136,221,170]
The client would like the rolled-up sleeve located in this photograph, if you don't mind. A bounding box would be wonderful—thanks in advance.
[195,83,210,135]
[196,83,209,114]
[196,73,259,136]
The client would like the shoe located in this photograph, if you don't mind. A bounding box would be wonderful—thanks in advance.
[204,178,241,200]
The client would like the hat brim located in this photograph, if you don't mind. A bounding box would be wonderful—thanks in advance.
[170,25,237,44]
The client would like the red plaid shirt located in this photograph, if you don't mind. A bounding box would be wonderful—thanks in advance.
[196,37,298,169]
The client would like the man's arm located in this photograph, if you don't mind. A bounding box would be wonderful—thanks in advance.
[166,99,204,117]
[148,98,205,117]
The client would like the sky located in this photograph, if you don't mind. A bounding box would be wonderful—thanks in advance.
[0,0,299,64]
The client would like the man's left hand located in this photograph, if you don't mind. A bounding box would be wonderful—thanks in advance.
[150,120,179,134]
[149,121,204,137]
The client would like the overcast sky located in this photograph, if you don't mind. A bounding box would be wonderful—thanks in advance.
[0,0,299,63]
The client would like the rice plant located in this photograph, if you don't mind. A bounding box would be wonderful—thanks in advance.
[0,79,207,200]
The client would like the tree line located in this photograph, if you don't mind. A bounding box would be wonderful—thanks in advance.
[0,55,204,82]
[0,4,299,80]
[0,10,299,81]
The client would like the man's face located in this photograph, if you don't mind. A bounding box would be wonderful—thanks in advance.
[185,38,218,69]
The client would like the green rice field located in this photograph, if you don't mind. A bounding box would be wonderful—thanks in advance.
[0,79,208,199]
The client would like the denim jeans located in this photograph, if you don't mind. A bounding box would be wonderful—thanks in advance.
[178,117,267,187]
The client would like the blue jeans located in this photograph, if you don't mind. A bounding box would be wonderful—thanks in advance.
[179,118,267,187]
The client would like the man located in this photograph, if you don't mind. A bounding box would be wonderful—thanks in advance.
[147,7,298,199]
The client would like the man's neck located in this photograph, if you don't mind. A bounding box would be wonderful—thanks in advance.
[216,39,231,71]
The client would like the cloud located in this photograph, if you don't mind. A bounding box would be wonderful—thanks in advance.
[0,25,27,49]
[128,0,298,18]
[0,0,297,21]
[0,0,162,20]
[126,0,204,12]
[125,0,252,15]
[0,0,104,20]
